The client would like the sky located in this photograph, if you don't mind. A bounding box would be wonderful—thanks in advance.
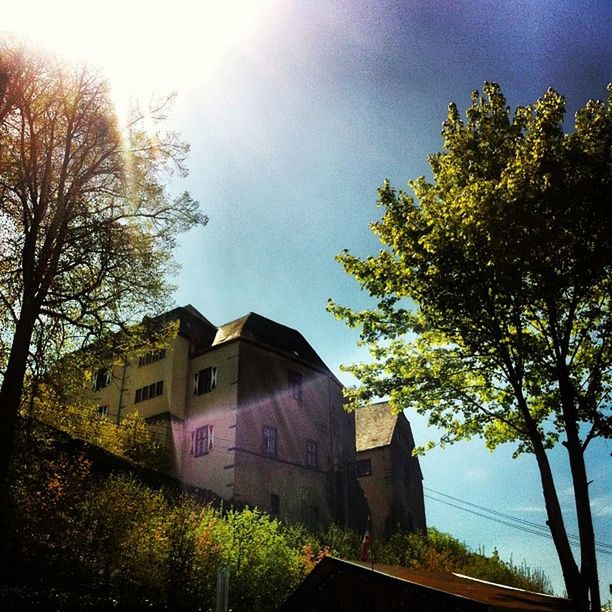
[3,0,611,599]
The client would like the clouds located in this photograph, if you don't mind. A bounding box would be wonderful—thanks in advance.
[590,495,612,518]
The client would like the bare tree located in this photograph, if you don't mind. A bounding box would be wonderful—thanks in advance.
[0,44,206,490]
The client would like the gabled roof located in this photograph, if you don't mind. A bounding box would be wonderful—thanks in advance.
[355,402,399,452]
[282,556,573,611]
[212,312,330,372]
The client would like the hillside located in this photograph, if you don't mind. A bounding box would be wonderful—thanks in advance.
[0,417,552,611]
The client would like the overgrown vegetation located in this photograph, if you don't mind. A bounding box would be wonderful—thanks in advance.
[26,380,169,470]
[1,420,552,611]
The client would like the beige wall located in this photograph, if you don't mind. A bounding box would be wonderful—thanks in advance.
[391,417,426,532]
[180,342,239,498]
[357,446,391,538]
[233,340,354,525]
[89,334,191,475]
[358,417,426,537]
[91,334,190,423]
[87,329,370,529]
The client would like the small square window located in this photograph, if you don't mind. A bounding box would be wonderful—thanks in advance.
[357,458,372,477]
[308,505,319,529]
[92,367,112,391]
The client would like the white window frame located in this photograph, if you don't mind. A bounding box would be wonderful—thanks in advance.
[193,366,218,395]
[191,424,214,457]
[92,367,112,391]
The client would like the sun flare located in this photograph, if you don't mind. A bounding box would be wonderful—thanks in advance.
[2,0,270,100]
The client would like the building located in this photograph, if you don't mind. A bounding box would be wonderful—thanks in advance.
[281,556,572,612]
[355,402,426,537]
[90,305,364,527]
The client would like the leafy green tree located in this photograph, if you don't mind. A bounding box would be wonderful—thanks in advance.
[330,83,611,611]
[0,44,205,490]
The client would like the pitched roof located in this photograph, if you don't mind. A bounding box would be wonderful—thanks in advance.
[282,556,573,611]
[212,312,329,372]
[355,402,399,451]
[157,304,218,349]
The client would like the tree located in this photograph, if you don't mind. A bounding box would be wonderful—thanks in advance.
[329,83,611,611]
[0,44,206,492]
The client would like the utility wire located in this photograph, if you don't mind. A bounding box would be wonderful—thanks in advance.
[424,487,612,551]
[424,493,611,556]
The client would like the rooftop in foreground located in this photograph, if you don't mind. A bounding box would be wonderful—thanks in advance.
[282,556,572,612]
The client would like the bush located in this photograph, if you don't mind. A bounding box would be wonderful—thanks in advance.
[3,420,552,610]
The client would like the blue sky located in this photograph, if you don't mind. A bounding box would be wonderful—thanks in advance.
[5,0,611,599]
[168,1,611,597]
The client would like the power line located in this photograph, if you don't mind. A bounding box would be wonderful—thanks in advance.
[424,487,612,551]
[424,491,611,556]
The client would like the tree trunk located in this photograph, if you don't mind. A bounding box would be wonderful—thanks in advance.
[0,304,38,491]
[557,370,601,612]
[514,393,587,610]
[530,434,586,609]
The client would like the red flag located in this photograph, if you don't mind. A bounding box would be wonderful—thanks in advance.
[360,523,371,561]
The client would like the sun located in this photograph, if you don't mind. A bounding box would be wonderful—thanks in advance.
[1,0,271,99]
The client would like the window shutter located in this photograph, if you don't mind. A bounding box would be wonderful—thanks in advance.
[211,367,218,389]
[193,372,199,395]
[190,430,195,456]
[208,425,214,451]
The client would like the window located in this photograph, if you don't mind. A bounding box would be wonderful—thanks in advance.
[97,405,108,417]
[138,348,166,367]
[134,380,164,403]
[92,367,112,391]
[262,426,278,456]
[356,458,372,477]
[270,494,280,516]
[192,425,214,457]
[193,366,217,395]
[306,440,318,468]
[288,370,302,401]
[308,505,319,529]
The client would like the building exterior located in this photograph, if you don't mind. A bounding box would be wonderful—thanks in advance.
[355,402,426,537]
[90,305,363,527]
[281,556,572,612]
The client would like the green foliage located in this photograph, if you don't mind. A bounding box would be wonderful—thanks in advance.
[4,424,311,610]
[329,83,610,608]
[26,384,168,469]
[0,43,206,491]
[2,421,552,610]
[378,528,552,593]
[330,82,612,452]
